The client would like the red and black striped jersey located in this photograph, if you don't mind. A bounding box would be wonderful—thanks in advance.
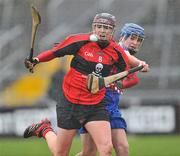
[36,33,129,105]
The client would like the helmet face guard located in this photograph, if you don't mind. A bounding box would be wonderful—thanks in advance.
[120,23,145,55]
[92,13,116,42]
[126,34,144,55]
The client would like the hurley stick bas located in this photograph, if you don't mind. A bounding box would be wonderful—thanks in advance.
[87,65,144,94]
[28,5,41,61]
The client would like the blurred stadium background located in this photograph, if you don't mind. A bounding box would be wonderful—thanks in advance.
[0,0,180,155]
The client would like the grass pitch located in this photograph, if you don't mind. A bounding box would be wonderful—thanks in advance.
[0,135,180,156]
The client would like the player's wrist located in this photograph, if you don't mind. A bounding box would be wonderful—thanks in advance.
[33,57,39,64]
[116,81,123,89]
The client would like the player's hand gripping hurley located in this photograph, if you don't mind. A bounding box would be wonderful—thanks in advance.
[24,5,41,73]
[87,65,144,94]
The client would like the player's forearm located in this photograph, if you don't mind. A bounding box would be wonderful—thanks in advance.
[127,54,150,72]
[122,75,139,89]
[36,50,56,62]
[128,54,142,67]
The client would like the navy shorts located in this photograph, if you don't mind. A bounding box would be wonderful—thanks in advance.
[56,95,109,129]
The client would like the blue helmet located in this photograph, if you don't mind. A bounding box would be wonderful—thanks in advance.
[120,23,145,55]
[120,23,145,39]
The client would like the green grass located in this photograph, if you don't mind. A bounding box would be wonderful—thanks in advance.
[128,135,180,156]
[0,136,82,156]
[0,135,180,156]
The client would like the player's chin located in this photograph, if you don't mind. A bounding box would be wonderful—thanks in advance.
[129,46,135,51]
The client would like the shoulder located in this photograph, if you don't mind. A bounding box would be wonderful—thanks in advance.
[56,33,90,49]
[53,33,90,50]
[65,33,90,42]
[109,40,129,67]
[109,41,128,61]
[110,40,125,53]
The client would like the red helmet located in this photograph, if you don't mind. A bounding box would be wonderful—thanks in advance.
[93,13,116,27]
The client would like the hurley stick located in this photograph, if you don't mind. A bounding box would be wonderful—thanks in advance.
[28,5,41,61]
[87,65,144,94]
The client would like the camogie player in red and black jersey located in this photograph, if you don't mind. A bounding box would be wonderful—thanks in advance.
[24,13,149,156]
[76,23,146,156]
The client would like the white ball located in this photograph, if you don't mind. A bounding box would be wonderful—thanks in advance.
[90,34,98,42]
